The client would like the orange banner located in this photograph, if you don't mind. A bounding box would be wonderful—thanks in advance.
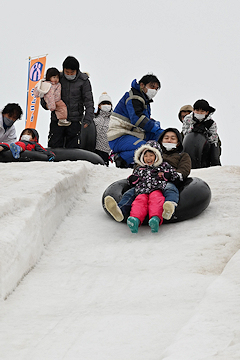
[25,56,47,129]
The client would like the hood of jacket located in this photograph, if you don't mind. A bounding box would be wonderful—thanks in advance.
[158,127,183,152]
[131,79,152,104]
[19,128,39,142]
[134,140,163,167]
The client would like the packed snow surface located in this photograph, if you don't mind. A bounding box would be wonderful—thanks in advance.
[0,161,240,360]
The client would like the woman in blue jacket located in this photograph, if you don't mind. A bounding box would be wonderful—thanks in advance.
[107,74,164,167]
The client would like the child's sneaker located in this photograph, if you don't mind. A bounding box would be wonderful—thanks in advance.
[58,119,71,126]
[149,216,160,233]
[104,196,124,222]
[10,143,21,159]
[127,216,140,233]
[162,201,176,220]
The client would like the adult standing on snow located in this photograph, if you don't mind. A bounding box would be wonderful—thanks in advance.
[0,103,23,144]
[107,74,164,168]
[41,56,95,149]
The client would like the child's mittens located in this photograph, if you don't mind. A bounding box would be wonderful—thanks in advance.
[162,171,171,181]
[128,174,139,186]
[192,122,207,135]
[158,171,171,181]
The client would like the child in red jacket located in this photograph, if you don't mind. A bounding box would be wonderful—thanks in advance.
[0,128,55,160]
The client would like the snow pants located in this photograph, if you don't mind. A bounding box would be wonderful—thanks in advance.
[119,182,179,220]
[130,190,165,225]
[55,100,68,120]
[109,129,163,165]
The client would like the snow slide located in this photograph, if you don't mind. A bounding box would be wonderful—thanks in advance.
[0,163,240,359]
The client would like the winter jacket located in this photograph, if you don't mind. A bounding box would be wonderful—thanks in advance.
[41,71,94,125]
[158,128,191,180]
[129,140,179,195]
[182,112,218,145]
[18,128,54,158]
[94,110,111,153]
[35,81,62,112]
[0,128,55,159]
[0,113,17,144]
[107,79,163,141]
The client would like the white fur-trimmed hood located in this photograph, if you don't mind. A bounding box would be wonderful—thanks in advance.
[134,140,163,167]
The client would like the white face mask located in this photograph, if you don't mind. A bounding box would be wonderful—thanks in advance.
[100,104,111,112]
[194,113,206,121]
[162,142,177,151]
[146,88,158,100]
[21,134,32,141]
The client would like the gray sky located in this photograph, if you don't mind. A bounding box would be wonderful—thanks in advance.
[1,0,239,165]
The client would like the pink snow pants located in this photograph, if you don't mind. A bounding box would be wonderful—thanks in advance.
[55,100,68,120]
[130,190,165,225]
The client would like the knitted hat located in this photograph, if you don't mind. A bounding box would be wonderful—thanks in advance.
[193,99,216,114]
[178,105,193,120]
[62,56,80,72]
[98,92,112,105]
[134,140,163,167]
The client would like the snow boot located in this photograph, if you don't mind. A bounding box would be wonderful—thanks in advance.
[58,119,71,126]
[149,216,160,233]
[127,216,140,233]
[104,196,124,222]
[162,201,176,220]
[10,143,21,159]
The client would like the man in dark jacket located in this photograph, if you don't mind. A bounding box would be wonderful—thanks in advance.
[41,56,94,149]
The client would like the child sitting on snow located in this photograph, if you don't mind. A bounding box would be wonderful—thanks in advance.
[34,67,70,127]
[0,128,55,160]
[126,140,179,233]
[182,99,221,166]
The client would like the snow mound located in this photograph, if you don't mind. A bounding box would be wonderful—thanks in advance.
[0,161,93,299]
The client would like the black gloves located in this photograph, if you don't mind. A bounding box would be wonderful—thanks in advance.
[192,122,207,135]
[128,174,139,186]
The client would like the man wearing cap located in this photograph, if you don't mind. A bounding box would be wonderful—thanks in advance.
[178,105,193,123]
[41,56,94,149]
[182,99,221,166]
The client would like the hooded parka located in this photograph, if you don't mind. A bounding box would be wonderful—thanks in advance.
[158,128,191,180]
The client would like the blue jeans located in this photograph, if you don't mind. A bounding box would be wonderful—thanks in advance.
[118,182,179,218]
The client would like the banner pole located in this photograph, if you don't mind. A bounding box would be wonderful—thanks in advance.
[25,57,31,123]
